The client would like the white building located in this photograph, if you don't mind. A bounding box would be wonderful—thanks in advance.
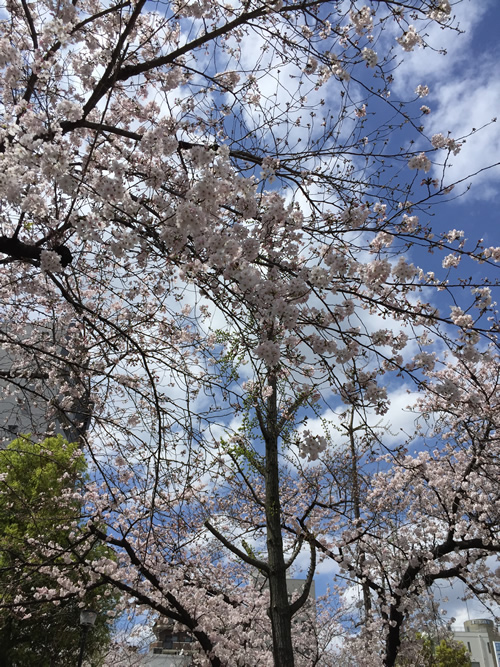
[144,620,196,666]
[454,619,500,667]
[142,655,192,667]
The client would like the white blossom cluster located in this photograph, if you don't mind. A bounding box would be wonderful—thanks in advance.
[341,204,370,229]
[260,156,280,182]
[392,257,418,282]
[407,152,431,172]
[341,372,388,414]
[331,62,350,81]
[254,340,281,367]
[399,214,420,232]
[483,246,500,261]
[370,232,393,251]
[56,99,82,122]
[141,125,178,156]
[364,380,388,413]
[214,70,240,91]
[450,306,474,329]
[472,286,493,310]
[316,63,334,86]
[325,53,350,82]
[445,228,464,242]
[428,0,451,23]
[308,266,330,288]
[93,174,126,203]
[172,0,216,19]
[459,345,482,363]
[298,430,328,461]
[350,6,373,35]
[372,202,387,218]
[415,84,429,97]
[188,145,215,168]
[334,299,355,320]
[110,229,139,258]
[362,259,391,286]
[371,329,392,346]
[308,333,337,355]
[412,351,436,371]
[40,249,63,273]
[442,253,460,269]
[431,133,462,155]
[234,264,261,293]
[361,47,378,68]
[355,104,367,118]
[434,376,461,401]
[324,250,350,275]
[0,37,22,68]
[397,26,422,52]
[266,0,284,11]
[304,57,318,74]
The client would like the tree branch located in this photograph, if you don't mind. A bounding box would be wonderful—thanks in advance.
[204,520,269,573]
[0,236,73,266]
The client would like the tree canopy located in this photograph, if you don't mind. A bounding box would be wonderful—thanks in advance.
[0,0,499,665]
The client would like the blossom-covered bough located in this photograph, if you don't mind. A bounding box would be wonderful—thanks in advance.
[0,0,499,664]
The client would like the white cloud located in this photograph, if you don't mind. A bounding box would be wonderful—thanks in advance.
[391,1,500,199]
[434,577,500,631]
[427,73,500,198]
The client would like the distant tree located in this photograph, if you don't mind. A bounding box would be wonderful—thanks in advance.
[0,435,116,667]
[434,638,471,667]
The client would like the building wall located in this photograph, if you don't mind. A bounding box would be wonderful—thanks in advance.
[454,619,500,667]
[142,655,192,667]
[0,328,90,447]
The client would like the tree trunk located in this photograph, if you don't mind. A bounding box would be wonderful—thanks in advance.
[264,373,295,667]
[0,615,13,667]
[347,408,372,621]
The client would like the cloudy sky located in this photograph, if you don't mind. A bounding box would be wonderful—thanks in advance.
[145,0,500,625]
[282,0,500,630]
[397,1,499,240]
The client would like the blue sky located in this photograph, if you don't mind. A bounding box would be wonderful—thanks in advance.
[398,1,499,236]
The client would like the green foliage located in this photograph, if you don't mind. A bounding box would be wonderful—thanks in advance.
[0,434,85,545]
[397,633,471,667]
[0,435,117,667]
[434,638,471,667]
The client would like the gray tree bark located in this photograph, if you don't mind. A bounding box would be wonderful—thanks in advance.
[264,373,295,667]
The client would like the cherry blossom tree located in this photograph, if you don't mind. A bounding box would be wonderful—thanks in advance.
[0,0,499,665]
[302,350,500,666]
